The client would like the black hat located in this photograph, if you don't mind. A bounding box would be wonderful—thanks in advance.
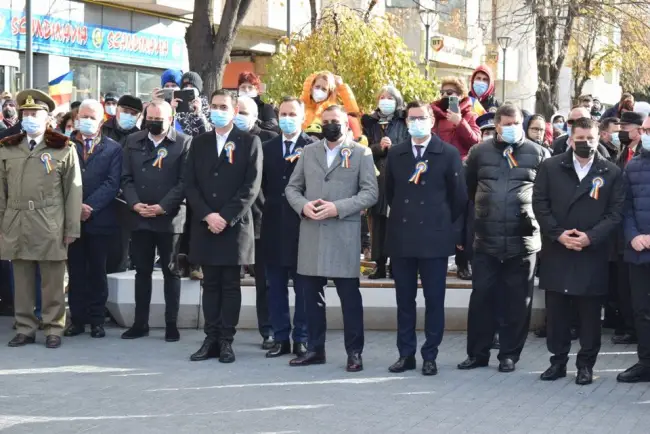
[181,71,203,93]
[104,92,119,103]
[477,112,496,131]
[117,95,143,113]
[617,111,647,126]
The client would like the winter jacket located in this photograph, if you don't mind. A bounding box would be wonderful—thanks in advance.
[465,136,546,259]
[431,98,481,158]
[468,65,500,112]
[602,103,620,120]
[623,150,650,264]
[253,96,279,133]
[102,116,139,147]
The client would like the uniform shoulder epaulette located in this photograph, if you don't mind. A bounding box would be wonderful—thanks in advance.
[0,132,27,147]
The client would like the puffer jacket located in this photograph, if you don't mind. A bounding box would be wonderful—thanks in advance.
[431,97,481,158]
[465,136,546,259]
[623,150,650,264]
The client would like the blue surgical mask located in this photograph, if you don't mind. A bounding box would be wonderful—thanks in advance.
[79,118,100,136]
[64,129,73,137]
[234,114,253,132]
[117,113,137,130]
[408,119,431,139]
[642,134,650,151]
[552,122,564,131]
[378,99,396,115]
[22,116,44,135]
[210,109,232,128]
[611,131,621,147]
[500,125,523,144]
[473,81,489,96]
[279,116,299,135]
[567,125,572,137]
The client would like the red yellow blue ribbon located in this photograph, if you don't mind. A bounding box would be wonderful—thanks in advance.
[225,142,235,164]
[340,147,352,168]
[41,153,53,174]
[285,147,303,163]
[590,176,604,200]
[503,146,518,169]
[152,148,168,169]
[409,161,428,184]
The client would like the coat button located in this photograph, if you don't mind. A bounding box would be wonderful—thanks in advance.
[404,199,409,204]
[142,168,146,172]
[214,172,218,176]
[283,176,287,180]
[141,185,145,189]
[402,218,407,223]
[81,169,85,173]
[420,201,424,205]
[421,181,426,185]
[212,193,217,197]
[281,193,285,197]
[419,221,424,224]
[564,289,568,293]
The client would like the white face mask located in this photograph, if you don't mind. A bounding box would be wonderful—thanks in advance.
[312,89,328,103]
[239,89,258,99]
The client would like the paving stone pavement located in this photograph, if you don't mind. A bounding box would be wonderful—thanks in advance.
[0,317,649,434]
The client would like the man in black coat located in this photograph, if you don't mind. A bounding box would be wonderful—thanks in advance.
[533,117,625,385]
[552,107,610,159]
[260,96,313,358]
[235,95,278,349]
[458,104,546,373]
[120,100,190,342]
[385,101,467,376]
[185,89,262,363]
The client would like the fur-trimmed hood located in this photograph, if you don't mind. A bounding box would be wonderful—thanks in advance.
[0,128,72,148]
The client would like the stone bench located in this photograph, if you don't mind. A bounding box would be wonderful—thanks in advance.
[107,270,545,330]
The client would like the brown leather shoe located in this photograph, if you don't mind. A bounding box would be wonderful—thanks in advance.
[45,335,62,349]
[8,333,35,347]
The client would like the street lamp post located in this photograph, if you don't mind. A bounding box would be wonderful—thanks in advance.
[419,8,436,79]
[497,36,512,103]
[286,0,291,39]
[25,0,33,88]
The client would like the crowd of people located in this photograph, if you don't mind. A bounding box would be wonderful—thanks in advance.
[0,64,650,388]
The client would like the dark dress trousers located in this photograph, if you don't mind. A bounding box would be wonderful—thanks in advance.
[68,134,122,327]
[385,136,467,361]
[121,128,190,326]
[533,151,624,368]
[261,132,314,343]
[185,127,262,343]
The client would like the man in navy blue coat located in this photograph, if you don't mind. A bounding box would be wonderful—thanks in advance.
[260,96,314,358]
[65,100,123,339]
[384,101,467,376]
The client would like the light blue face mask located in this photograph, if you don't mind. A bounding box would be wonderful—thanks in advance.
[552,122,565,131]
[22,116,44,135]
[642,134,650,151]
[234,114,253,132]
[378,99,396,115]
[473,81,489,96]
[500,125,523,144]
[210,109,232,128]
[408,119,431,138]
[279,116,299,135]
[611,131,621,147]
[64,129,73,137]
[567,125,572,137]
[118,113,137,130]
[78,118,100,136]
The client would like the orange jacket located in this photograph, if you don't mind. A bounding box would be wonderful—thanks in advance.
[300,72,363,140]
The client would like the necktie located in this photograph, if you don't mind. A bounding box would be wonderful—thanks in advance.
[284,141,293,158]
[415,145,424,160]
[29,140,36,151]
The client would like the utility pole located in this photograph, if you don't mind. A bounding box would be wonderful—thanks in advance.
[25,0,33,88]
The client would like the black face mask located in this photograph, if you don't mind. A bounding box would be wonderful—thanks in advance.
[439,97,450,111]
[618,130,632,145]
[323,123,343,142]
[2,108,16,119]
[574,141,596,159]
[146,120,165,136]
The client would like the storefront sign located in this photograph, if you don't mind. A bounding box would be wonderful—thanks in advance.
[0,8,184,69]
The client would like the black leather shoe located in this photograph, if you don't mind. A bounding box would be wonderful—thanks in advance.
[491,333,500,350]
[8,333,35,347]
[422,360,438,376]
[190,340,219,361]
[219,341,236,363]
[165,323,180,342]
[611,333,638,345]
[261,336,275,350]
[617,363,650,383]
[121,325,149,339]
[498,358,515,373]
[45,335,62,349]
[90,325,105,338]
[64,324,85,337]
[266,340,291,358]
[189,265,203,281]
[540,364,567,381]
[576,367,593,385]
[293,342,308,357]
[457,267,472,280]
[457,357,489,370]
[368,267,386,280]
[388,355,416,373]
[346,353,363,372]
[570,328,579,341]
[290,351,326,366]
[534,327,547,338]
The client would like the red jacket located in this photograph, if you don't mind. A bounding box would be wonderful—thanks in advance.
[431,98,481,158]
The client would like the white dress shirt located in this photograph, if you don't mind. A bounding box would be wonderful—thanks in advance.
[324,141,342,167]
[411,137,430,158]
[216,126,233,156]
[283,134,299,156]
[148,132,165,148]
[573,153,594,181]
[26,133,44,149]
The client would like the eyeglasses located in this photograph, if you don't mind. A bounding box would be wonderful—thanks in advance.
[440,89,458,96]
[407,116,431,122]
[529,127,545,133]
[643,128,650,135]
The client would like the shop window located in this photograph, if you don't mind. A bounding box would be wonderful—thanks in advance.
[70,61,98,101]
[100,65,136,99]
[137,69,163,100]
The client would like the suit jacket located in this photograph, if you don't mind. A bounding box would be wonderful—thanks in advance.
[533,150,624,296]
[385,136,467,259]
[250,124,279,239]
[285,138,378,278]
[184,127,262,266]
[261,132,314,266]
[121,128,190,233]
[72,133,123,234]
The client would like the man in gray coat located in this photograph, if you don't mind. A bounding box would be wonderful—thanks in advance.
[285,105,378,372]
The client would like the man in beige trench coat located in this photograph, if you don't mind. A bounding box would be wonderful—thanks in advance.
[0,90,82,349]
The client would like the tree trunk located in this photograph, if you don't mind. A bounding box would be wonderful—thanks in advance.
[310,0,318,31]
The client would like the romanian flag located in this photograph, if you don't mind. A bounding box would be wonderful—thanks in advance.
[469,96,487,116]
[49,72,73,106]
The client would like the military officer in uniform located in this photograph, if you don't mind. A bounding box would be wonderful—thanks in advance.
[0,90,83,348]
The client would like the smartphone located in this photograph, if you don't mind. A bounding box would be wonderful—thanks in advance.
[162,88,174,102]
[174,89,198,113]
[448,95,460,113]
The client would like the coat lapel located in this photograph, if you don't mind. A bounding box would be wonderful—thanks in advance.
[212,128,238,172]
[314,139,329,173]
[325,139,354,177]
[568,154,609,206]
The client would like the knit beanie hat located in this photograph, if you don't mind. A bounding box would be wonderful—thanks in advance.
[161,69,183,88]
[181,71,203,93]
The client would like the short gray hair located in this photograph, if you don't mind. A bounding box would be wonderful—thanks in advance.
[376,85,405,110]
[147,100,173,118]
[79,99,104,117]
[237,96,258,119]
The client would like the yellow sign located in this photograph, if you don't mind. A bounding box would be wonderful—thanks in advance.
[431,36,444,52]
[487,50,499,64]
